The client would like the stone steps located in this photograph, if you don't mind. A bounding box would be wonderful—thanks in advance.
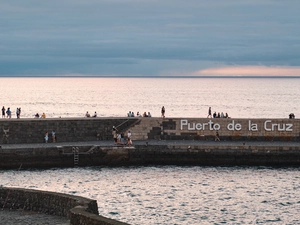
[124,118,163,140]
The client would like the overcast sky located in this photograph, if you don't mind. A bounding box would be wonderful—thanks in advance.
[1,0,300,77]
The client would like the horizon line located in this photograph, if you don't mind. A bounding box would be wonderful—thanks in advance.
[0,75,300,78]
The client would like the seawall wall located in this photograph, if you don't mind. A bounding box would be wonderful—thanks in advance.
[0,117,299,144]
[0,187,129,225]
[161,118,300,141]
[1,143,300,169]
[0,117,138,144]
[1,117,299,168]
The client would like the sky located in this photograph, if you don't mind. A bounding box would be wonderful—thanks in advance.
[1,0,300,77]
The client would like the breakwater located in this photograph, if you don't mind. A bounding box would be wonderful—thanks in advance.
[0,141,300,169]
[0,117,299,144]
[0,187,129,225]
[0,117,299,169]
[0,117,137,144]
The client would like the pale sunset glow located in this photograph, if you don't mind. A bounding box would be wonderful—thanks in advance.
[196,66,300,77]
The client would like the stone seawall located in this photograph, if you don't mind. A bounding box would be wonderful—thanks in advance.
[1,117,299,145]
[161,118,300,141]
[0,117,138,144]
[0,187,129,225]
[1,142,300,169]
[131,143,300,166]
[0,117,299,168]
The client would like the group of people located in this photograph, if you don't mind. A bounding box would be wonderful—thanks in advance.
[207,107,229,119]
[85,111,97,117]
[34,112,46,118]
[2,106,22,119]
[126,106,165,118]
[289,113,295,119]
[112,126,132,146]
[128,111,152,117]
[44,130,56,143]
[1,106,50,119]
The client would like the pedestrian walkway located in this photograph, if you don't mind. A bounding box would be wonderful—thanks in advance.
[0,209,69,225]
[1,139,299,149]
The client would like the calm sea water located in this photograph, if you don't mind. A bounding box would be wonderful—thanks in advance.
[0,77,299,118]
[1,77,300,224]
[1,166,300,225]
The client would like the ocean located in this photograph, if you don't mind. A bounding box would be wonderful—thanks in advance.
[1,77,300,224]
[0,77,299,118]
[1,166,300,225]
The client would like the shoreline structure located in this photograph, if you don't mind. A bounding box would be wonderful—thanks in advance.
[1,117,299,225]
[1,117,299,168]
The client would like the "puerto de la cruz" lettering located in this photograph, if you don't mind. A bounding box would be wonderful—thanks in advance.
[180,119,293,132]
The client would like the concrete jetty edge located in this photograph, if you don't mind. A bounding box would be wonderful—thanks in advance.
[0,187,130,225]
[1,140,300,169]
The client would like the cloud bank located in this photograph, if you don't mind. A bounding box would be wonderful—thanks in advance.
[1,0,300,76]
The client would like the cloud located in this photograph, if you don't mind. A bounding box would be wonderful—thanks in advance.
[195,66,300,77]
[0,0,300,76]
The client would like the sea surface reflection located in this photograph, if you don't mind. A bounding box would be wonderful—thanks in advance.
[1,166,300,224]
[0,77,299,118]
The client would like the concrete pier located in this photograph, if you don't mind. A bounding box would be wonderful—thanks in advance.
[0,140,299,169]
[1,117,299,145]
[0,117,299,169]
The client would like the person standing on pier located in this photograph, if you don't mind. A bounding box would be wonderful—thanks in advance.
[161,106,165,118]
[52,130,56,142]
[207,107,212,118]
[2,106,5,118]
[112,126,118,144]
[127,130,132,146]
[45,132,49,143]
[215,131,220,141]
[6,107,11,118]
[16,108,21,119]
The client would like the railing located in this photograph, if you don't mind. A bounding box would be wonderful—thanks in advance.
[115,119,130,130]
[98,118,141,141]
[115,118,141,133]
